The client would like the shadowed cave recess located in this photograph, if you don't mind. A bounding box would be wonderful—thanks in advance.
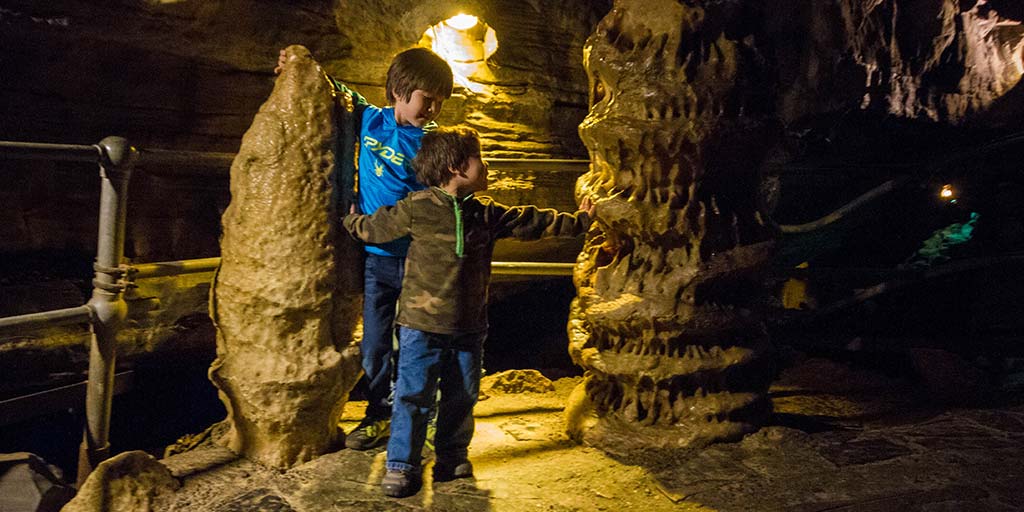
[2,0,1024,506]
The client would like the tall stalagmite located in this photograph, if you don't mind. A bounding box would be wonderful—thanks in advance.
[566,0,778,452]
[208,45,363,468]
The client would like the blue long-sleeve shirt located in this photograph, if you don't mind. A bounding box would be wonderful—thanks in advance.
[332,80,433,257]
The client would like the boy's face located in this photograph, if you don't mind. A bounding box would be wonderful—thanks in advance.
[394,89,445,128]
[460,154,489,194]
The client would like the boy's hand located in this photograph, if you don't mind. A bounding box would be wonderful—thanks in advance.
[579,196,596,216]
[273,49,287,75]
[349,203,357,215]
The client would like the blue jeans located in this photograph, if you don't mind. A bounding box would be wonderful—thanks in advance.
[361,253,405,421]
[386,327,484,473]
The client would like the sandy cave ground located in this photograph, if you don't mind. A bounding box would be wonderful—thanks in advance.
[154,357,1024,511]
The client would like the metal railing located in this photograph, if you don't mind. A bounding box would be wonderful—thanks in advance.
[0,137,586,485]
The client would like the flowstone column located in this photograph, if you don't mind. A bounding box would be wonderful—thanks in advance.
[566,0,778,452]
[209,45,363,468]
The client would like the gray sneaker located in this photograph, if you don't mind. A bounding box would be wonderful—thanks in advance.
[433,460,473,482]
[381,469,421,498]
[345,418,390,450]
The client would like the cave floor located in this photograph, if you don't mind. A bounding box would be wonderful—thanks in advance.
[155,356,1024,512]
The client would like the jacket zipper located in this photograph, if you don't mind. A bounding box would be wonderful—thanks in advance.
[439,188,468,258]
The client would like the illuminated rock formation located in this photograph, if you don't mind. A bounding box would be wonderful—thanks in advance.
[566,0,779,452]
[208,45,362,468]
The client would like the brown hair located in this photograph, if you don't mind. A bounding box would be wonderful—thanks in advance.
[386,47,454,104]
[412,126,481,187]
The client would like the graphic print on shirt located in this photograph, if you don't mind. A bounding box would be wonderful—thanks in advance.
[363,135,407,166]
[356,106,429,257]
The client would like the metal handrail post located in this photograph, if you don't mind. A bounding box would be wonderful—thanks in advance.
[77,136,136,487]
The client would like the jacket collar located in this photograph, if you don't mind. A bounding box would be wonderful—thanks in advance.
[432,186,474,203]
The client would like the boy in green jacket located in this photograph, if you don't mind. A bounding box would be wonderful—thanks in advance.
[343,126,594,498]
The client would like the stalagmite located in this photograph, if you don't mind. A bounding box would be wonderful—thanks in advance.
[208,45,363,468]
[567,0,778,451]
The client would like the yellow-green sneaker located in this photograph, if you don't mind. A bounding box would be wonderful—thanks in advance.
[423,421,436,452]
[345,418,390,450]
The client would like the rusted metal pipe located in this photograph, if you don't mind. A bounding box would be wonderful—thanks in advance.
[129,257,221,279]
[77,136,135,487]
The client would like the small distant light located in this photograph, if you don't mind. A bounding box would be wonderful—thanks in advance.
[950,199,958,204]
[940,184,955,200]
[446,13,479,31]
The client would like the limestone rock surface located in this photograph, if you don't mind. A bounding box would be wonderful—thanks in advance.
[60,451,177,512]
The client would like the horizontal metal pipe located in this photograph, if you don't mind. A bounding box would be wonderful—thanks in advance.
[131,152,587,175]
[130,257,221,279]
[486,158,588,173]
[2,141,588,176]
[0,305,93,334]
[0,141,101,163]
[128,257,574,278]
[0,259,574,336]
[134,148,232,172]
[491,261,574,276]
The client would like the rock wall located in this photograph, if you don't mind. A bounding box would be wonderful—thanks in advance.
[330,0,608,158]
[767,0,1024,128]
[0,0,605,265]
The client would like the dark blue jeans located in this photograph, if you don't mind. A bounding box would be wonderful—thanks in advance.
[361,253,405,421]
[386,327,484,473]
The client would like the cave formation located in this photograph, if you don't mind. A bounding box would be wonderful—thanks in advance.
[566,0,777,451]
[208,45,363,469]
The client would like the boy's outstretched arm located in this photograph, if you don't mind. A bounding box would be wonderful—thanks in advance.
[342,199,413,244]
[488,198,594,242]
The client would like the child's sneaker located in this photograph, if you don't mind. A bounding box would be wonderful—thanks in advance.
[433,459,473,482]
[345,418,390,450]
[381,469,422,498]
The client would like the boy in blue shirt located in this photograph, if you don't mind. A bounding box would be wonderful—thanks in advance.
[276,47,454,450]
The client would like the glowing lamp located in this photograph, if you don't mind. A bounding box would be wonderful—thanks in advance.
[940,184,955,200]
[446,14,479,31]
[421,13,497,94]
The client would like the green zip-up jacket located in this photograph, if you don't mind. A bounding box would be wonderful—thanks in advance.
[343,187,591,335]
